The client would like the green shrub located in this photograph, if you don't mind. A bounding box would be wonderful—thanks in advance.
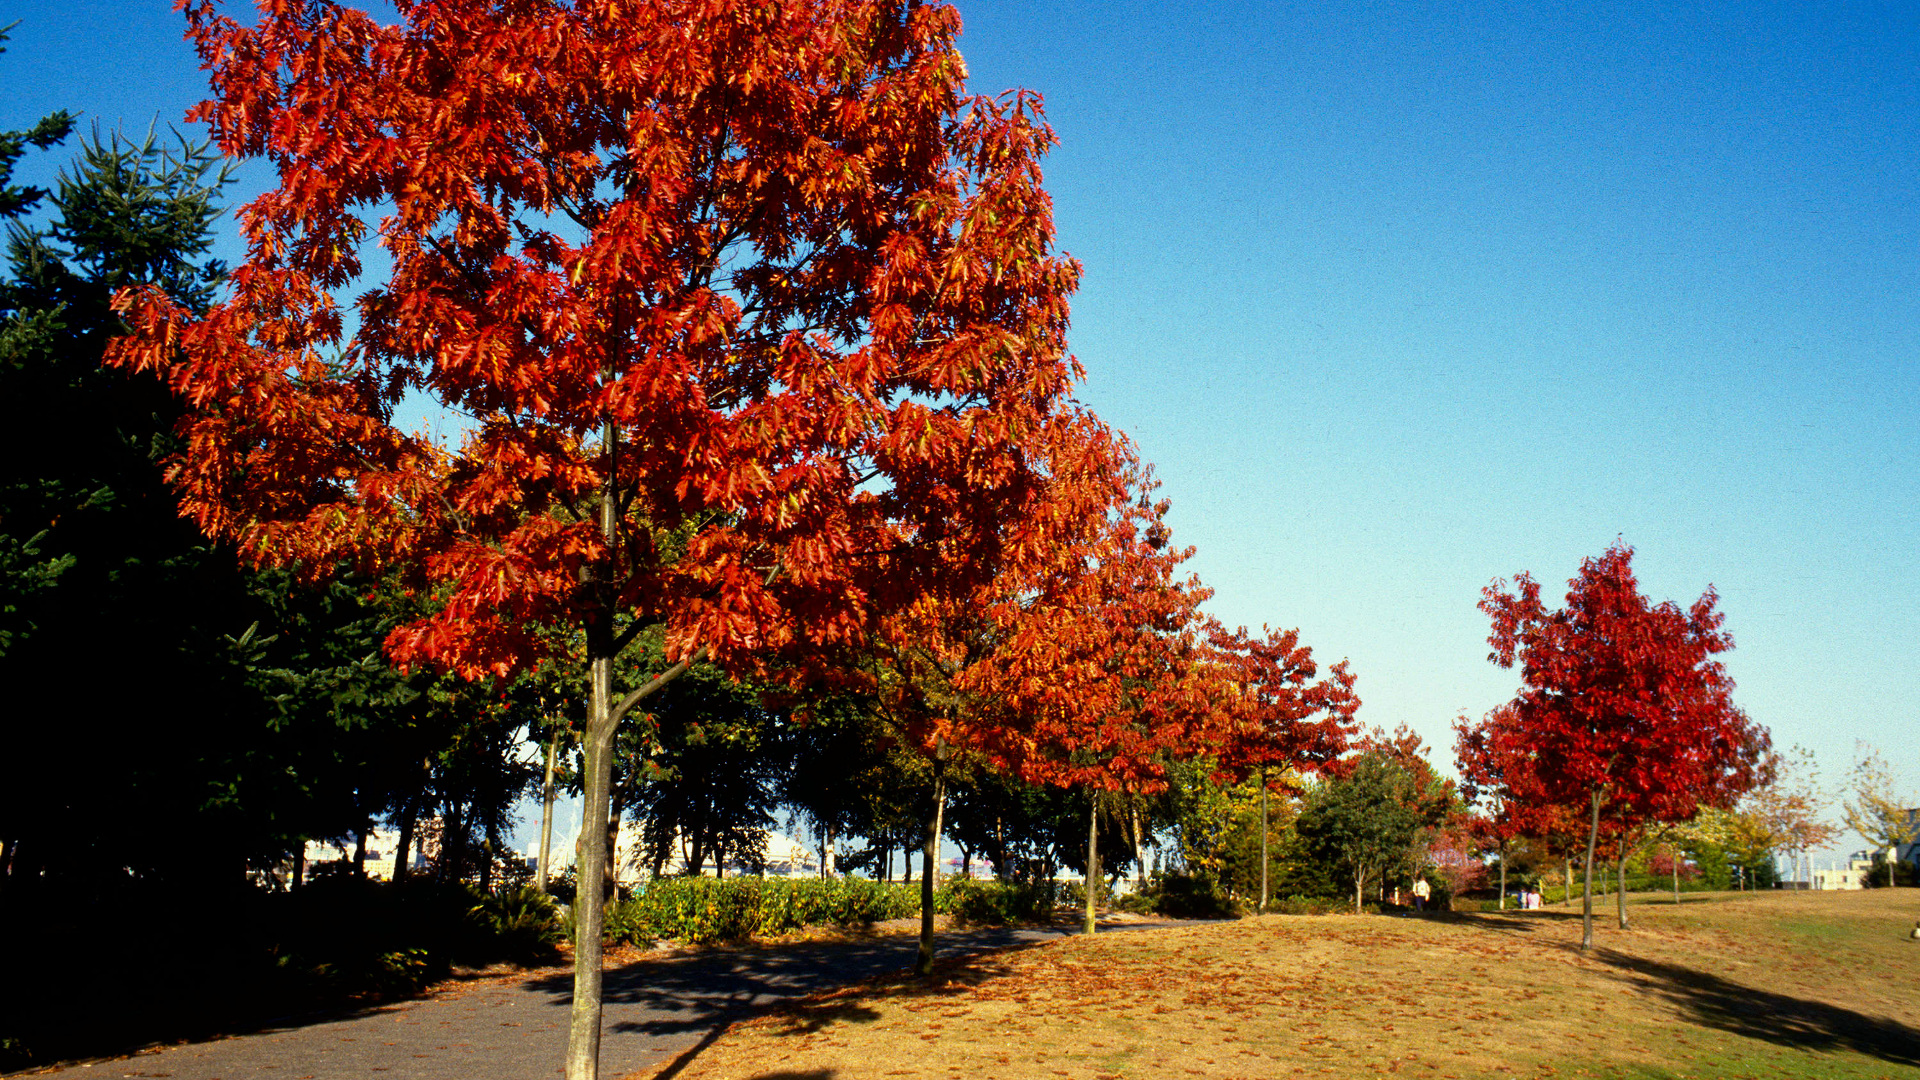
[600,875,1062,945]
[1266,894,1353,916]
[1134,871,1245,919]
[467,885,563,962]
[945,879,1055,924]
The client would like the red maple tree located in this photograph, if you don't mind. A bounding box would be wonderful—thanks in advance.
[1478,541,1768,948]
[108,3,1088,1075]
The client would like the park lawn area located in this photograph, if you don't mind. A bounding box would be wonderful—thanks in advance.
[630,889,1920,1080]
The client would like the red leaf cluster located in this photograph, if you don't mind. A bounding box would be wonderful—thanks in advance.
[107,0,1086,682]
[1468,541,1768,838]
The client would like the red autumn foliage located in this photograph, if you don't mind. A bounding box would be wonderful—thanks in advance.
[1476,540,1768,946]
[106,2,1095,1076]
[1205,623,1360,787]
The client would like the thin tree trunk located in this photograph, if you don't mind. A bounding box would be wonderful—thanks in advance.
[916,745,947,976]
[1563,856,1572,906]
[1121,795,1136,887]
[565,628,618,1080]
[354,822,368,879]
[1616,850,1628,930]
[1258,769,1270,914]
[903,842,912,884]
[538,726,560,892]
[1084,792,1100,935]
[1498,847,1507,911]
[1582,789,1601,951]
[1354,868,1364,915]
[393,802,416,884]
[1671,842,1680,904]
[292,844,306,891]
[603,761,629,901]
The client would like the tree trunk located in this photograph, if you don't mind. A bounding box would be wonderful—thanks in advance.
[1121,795,1136,887]
[1563,856,1571,906]
[903,843,912,884]
[354,822,368,879]
[603,761,629,901]
[1671,842,1680,904]
[1616,850,1628,930]
[1582,789,1601,951]
[1084,792,1100,935]
[1498,847,1507,911]
[916,746,948,976]
[538,727,560,892]
[292,845,306,891]
[1258,769,1270,914]
[1354,868,1364,915]
[393,802,417,884]
[565,636,618,1080]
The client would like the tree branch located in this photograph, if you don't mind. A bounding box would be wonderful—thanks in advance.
[608,646,707,727]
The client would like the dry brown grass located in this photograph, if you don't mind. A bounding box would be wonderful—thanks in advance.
[625,889,1920,1080]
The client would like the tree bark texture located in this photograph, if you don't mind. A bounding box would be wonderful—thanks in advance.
[565,645,617,1080]
[1498,849,1507,911]
[916,748,947,976]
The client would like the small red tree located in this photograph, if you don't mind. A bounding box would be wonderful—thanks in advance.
[109,3,1086,1076]
[1455,704,1530,908]
[1479,541,1768,949]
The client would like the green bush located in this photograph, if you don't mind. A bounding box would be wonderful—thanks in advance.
[468,885,563,963]
[1131,871,1245,919]
[1266,894,1356,916]
[600,875,1059,945]
[945,879,1056,925]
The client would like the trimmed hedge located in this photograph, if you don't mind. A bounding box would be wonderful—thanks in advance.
[601,876,1053,945]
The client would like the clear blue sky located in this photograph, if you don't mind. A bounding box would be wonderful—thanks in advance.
[5,1,1915,859]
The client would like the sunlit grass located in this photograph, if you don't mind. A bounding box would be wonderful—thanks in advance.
[626,889,1920,1080]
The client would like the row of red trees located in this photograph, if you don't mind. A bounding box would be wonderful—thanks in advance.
[95,4,1767,1075]
[105,3,1365,1077]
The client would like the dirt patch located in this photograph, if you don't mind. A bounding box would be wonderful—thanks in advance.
[624,890,1920,1080]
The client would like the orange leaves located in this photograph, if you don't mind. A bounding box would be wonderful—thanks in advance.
[112,0,1088,692]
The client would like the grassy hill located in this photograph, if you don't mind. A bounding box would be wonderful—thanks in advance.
[631,889,1920,1080]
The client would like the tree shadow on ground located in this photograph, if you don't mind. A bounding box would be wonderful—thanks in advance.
[1591,948,1920,1067]
[571,923,1115,1080]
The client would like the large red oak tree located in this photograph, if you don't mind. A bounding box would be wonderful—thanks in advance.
[1478,541,1767,949]
[109,2,1088,1076]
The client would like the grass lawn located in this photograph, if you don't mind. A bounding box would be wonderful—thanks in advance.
[629,889,1920,1080]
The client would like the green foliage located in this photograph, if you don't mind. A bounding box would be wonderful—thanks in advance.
[1129,871,1246,919]
[944,878,1057,925]
[1267,894,1372,915]
[1296,749,1449,910]
[467,885,563,963]
[597,875,1051,945]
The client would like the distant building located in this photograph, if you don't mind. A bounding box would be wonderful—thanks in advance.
[526,827,823,884]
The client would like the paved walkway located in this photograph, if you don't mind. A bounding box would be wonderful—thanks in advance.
[26,922,1161,1080]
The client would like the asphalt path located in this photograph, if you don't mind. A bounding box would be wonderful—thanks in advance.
[24,920,1166,1080]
